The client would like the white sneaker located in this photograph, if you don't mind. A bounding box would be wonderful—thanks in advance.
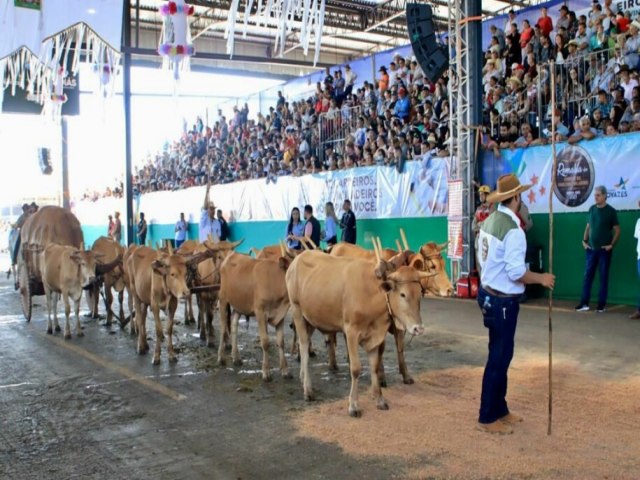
[575,304,590,312]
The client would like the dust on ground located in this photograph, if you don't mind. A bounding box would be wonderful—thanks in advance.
[292,357,640,480]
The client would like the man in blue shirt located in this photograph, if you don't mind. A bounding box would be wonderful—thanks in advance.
[175,212,188,248]
[393,87,410,122]
[199,182,221,242]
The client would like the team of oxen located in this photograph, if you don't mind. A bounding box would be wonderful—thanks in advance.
[21,209,453,417]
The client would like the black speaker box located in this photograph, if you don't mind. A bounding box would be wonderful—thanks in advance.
[406,3,449,82]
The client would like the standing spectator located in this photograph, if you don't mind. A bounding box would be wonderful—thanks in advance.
[175,212,188,248]
[536,6,553,37]
[286,207,305,250]
[199,182,221,242]
[475,174,555,434]
[575,186,621,313]
[339,199,357,244]
[378,66,389,93]
[344,64,357,97]
[472,185,492,236]
[631,200,640,319]
[322,202,339,247]
[394,87,411,121]
[113,211,122,244]
[217,210,230,241]
[137,213,147,246]
[504,9,517,35]
[490,24,506,50]
[107,215,115,238]
[334,70,345,103]
[303,205,321,248]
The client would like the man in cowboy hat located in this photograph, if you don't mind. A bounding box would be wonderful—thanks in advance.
[476,174,555,434]
[199,180,221,242]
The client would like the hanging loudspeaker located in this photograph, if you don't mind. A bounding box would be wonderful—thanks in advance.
[406,3,449,83]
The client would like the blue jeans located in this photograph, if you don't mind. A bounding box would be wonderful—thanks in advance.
[477,287,520,424]
[176,239,185,248]
[579,248,612,309]
[637,259,640,310]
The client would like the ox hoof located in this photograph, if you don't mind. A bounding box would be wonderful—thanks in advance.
[152,357,161,366]
[403,377,415,385]
[309,350,317,358]
[376,401,389,411]
[77,331,85,338]
[380,379,388,388]
[137,345,149,355]
[64,333,72,340]
[55,325,61,333]
[348,407,362,418]
[262,374,273,383]
[168,355,178,364]
[46,327,53,335]
[329,364,339,373]
[304,392,315,402]
[157,333,165,343]
[233,358,243,367]
[207,341,215,349]
[225,344,232,352]
[282,371,293,380]
[217,357,226,367]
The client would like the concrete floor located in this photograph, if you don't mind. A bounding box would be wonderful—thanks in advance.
[1,258,639,480]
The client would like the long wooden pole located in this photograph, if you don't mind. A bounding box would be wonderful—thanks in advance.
[547,62,557,436]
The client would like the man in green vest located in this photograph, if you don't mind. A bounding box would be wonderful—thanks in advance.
[476,174,555,434]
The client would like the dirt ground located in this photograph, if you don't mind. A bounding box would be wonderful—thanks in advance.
[1,254,639,480]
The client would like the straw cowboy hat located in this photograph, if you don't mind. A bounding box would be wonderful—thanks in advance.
[631,20,640,30]
[486,174,531,203]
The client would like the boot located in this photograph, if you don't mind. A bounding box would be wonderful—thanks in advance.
[476,420,513,435]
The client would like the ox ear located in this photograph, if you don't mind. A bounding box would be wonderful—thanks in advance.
[70,251,83,263]
[151,260,168,276]
[409,256,425,271]
[278,256,292,270]
[380,279,396,293]
[374,259,394,280]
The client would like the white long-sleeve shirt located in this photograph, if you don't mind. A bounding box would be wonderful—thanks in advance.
[199,209,221,242]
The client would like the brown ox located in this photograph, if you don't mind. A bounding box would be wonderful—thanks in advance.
[418,242,454,297]
[87,237,129,327]
[217,246,293,381]
[250,242,300,260]
[286,251,431,417]
[176,240,200,325]
[189,239,243,346]
[39,244,101,339]
[127,245,211,364]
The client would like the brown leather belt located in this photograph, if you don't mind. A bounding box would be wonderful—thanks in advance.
[482,286,521,298]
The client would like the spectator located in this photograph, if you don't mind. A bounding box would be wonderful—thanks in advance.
[303,204,321,248]
[322,202,339,247]
[339,199,357,244]
[576,186,620,313]
[137,212,147,246]
[107,215,114,238]
[344,64,357,97]
[568,115,598,144]
[631,199,640,319]
[217,210,230,241]
[113,212,122,244]
[175,212,188,248]
[536,6,553,37]
[286,207,305,250]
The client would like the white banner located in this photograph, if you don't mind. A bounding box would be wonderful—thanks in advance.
[73,159,451,227]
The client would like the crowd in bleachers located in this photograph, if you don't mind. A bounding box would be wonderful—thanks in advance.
[84,1,640,200]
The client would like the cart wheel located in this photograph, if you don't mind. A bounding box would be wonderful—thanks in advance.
[18,263,32,322]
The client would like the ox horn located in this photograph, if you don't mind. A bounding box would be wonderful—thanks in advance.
[96,255,122,275]
[395,239,403,253]
[80,241,85,251]
[185,251,209,266]
[227,238,244,249]
[279,240,286,258]
[250,247,260,257]
[298,237,309,250]
[437,241,449,251]
[167,240,174,255]
[418,270,439,279]
[400,228,410,252]
[372,236,381,263]
[305,236,318,250]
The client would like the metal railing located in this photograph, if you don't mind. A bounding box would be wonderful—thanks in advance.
[318,105,363,162]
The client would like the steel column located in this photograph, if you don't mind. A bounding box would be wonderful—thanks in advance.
[123,1,134,245]
[61,117,70,210]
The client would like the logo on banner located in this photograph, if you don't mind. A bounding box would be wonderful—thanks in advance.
[553,145,595,207]
[609,177,629,198]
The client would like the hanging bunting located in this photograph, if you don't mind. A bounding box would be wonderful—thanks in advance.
[158,0,195,81]
[224,0,326,64]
